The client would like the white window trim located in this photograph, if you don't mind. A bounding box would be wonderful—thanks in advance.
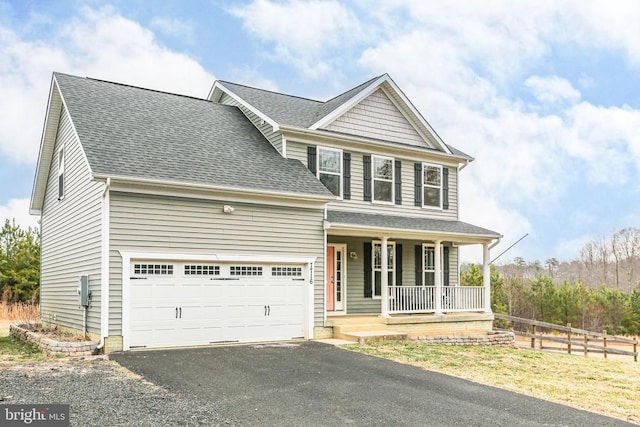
[422,162,443,210]
[372,155,395,205]
[371,240,396,299]
[422,244,447,286]
[57,146,65,201]
[317,146,343,199]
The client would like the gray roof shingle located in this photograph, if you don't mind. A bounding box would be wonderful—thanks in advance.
[326,210,501,238]
[54,73,333,198]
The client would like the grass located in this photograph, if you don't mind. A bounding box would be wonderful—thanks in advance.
[0,335,46,362]
[348,341,640,425]
[0,303,48,362]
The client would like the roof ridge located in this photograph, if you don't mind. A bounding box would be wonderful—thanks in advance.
[54,72,209,103]
[321,75,383,104]
[217,80,323,104]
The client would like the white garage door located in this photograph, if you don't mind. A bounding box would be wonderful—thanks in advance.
[129,261,306,349]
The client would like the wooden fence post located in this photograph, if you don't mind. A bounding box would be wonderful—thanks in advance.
[634,337,637,363]
[567,323,571,355]
[603,330,607,360]
[531,324,535,349]
[584,334,588,357]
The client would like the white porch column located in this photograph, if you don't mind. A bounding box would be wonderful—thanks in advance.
[483,242,492,313]
[434,240,443,314]
[380,236,390,318]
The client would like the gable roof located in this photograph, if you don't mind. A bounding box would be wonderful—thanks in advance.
[30,73,333,212]
[210,74,469,159]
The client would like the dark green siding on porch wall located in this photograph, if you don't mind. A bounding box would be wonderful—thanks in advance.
[328,236,458,315]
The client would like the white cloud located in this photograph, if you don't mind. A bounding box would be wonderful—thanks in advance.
[525,76,581,105]
[0,198,39,230]
[229,0,365,77]
[150,17,195,44]
[0,6,215,165]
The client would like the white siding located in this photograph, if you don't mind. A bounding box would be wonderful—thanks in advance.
[219,93,284,155]
[324,89,433,148]
[108,193,325,334]
[287,140,458,220]
[40,107,103,334]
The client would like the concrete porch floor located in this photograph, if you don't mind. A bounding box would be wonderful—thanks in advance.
[326,312,495,344]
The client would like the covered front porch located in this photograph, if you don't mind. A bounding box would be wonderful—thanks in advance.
[321,210,502,340]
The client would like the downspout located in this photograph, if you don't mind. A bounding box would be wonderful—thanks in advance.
[94,177,111,354]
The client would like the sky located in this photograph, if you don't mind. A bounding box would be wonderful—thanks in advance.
[1,0,640,264]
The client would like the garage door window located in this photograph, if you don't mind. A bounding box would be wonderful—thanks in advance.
[272,267,302,277]
[184,265,220,276]
[230,266,263,276]
[134,264,174,275]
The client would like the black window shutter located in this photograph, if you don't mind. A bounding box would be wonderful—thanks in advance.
[364,242,372,298]
[343,152,351,200]
[414,163,422,207]
[443,246,450,286]
[414,245,422,285]
[363,155,372,201]
[395,244,403,286]
[443,167,449,210]
[307,146,317,174]
[394,160,402,205]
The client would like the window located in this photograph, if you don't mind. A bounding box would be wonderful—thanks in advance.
[58,147,65,200]
[373,156,394,203]
[422,163,442,209]
[272,266,302,277]
[230,266,263,276]
[423,246,436,286]
[372,241,395,298]
[420,245,450,286]
[318,147,342,197]
[184,265,220,275]
[134,264,174,275]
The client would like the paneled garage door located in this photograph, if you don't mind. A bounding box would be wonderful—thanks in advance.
[129,261,306,349]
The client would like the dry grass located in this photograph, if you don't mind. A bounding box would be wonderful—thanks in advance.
[349,341,640,425]
[0,302,40,322]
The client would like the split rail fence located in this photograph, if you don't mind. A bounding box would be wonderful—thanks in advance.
[494,313,638,362]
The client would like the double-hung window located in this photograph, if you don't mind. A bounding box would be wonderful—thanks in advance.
[422,163,442,209]
[318,147,342,198]
[421,244,450,286]
[423,245,436,286]
[372,241,395,298]
[373,155,394,203]
[58,147,65,200]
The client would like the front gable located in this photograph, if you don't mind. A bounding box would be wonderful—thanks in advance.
[322,88,434,149]
[311,74,452,155]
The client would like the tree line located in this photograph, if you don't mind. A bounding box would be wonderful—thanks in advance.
[0,220,40,303]
[462,227,640,336]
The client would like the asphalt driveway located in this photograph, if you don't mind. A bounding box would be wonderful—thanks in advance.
[111,341,632,427]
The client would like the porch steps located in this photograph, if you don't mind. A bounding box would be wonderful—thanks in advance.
[333,324,407,344]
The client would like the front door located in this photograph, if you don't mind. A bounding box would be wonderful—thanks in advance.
[326,244,346,312]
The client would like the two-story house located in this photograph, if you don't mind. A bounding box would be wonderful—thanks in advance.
[30,72,501,352]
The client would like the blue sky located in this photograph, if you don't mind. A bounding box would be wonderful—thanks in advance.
[1,0,640,263]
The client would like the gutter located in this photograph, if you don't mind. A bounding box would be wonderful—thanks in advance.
[92,174,335,204]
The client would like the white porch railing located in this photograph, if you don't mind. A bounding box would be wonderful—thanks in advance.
[388,285,485,314]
